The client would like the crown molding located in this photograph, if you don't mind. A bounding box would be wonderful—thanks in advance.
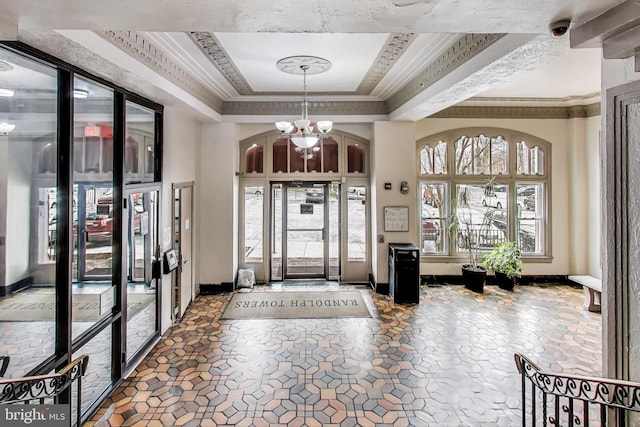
[189,31,253,96]
[99,30,224,112]
[468,92,601,104]
[386,33,505,112]
[222,100,387,116]
[430,103,601,119]
[356,33,416,95]
[189,31,416,97]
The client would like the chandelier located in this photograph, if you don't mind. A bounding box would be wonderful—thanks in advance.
[275,56,333,149]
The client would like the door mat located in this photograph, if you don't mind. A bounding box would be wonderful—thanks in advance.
[221,291,372,320]
[0,292,154,322]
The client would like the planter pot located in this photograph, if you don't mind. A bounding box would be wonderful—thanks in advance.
[462,264,487,293]
[495,270,516,291]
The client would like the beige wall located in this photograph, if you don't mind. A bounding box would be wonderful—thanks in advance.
[371,122,417,283]
[160,107,200,332]
[199,123,239,287]
[194,115,601,287]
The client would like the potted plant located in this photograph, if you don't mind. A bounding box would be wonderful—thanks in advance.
[448,185,489,293]
[481,240,522,290]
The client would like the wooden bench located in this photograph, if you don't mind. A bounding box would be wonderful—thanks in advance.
[568,275,602,312]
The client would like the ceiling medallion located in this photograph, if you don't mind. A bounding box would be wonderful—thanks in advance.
[275,56,333,149]
[276,56,332,75]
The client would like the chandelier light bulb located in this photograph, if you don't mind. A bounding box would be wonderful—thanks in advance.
[0,122,16,134]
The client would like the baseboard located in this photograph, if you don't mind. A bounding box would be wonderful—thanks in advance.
[375,282,389,295]
[199,282,234,295]
[421,274,571,286]
[1,276,33,296]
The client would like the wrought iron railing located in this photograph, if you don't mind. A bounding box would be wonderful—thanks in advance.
[0,355,89,427]
[515,353,640,426]
[0,356,9,377]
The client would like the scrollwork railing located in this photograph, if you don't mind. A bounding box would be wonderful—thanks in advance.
[0,355,89,427]
[515,353,640,426]
[0,356,9,377]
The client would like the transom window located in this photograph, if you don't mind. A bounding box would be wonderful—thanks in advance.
[418,128,550,257]
[240,131,368,177]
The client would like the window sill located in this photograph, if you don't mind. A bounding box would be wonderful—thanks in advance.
[420,255,553,263]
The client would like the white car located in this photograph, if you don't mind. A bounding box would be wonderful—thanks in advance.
[482,189,507,209]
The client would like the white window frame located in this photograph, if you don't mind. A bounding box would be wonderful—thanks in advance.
[417,128,551,260]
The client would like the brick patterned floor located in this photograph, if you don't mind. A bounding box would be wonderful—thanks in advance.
[86,283,601,426]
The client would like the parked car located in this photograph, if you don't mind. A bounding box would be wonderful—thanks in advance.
[523,194,536,210]
[517,186,535,209]
[482,186,507,209]
[305,188,324,203]
[347,188,366,200]
[85,212,113,242]
[483,209,536,252]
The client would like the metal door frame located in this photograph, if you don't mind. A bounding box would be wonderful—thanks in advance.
[282,181,330,279]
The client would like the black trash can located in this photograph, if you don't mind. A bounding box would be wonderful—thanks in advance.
[388,243,420,304]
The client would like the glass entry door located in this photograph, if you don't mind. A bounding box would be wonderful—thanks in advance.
[283,183,328,279]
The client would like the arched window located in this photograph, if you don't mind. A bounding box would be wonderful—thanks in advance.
[417,128,550,257]
[240,131,368,177]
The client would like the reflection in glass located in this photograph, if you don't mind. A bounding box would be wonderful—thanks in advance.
[126,191,158,362]
[125,102,156,183]
[72,76,114,340]
[0,48,58,377]
[72,327,112,417]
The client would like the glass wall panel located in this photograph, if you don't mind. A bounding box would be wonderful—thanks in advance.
[245,144,264,174]
[304,146,322,172]
[516,183,545,254]
[244,186,264,263]
[0,48,58,377]
[347,144,365,173]
[271,185,283,280]
[72,76,114,340]
[347,185,366,262]
[272,139,288,173]
[328,182,339,277]
[322,137,338,173]
[420,141,447,175]
[72,326,112,418]
[289,143,305,172]
[126,189,158,362]
[125,102,156,183]
[420,183,446,254]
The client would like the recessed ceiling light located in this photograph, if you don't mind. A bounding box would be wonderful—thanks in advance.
[73,89,89,98]
[0,88,14,97]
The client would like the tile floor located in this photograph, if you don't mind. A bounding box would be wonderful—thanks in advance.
[86,283,601,426]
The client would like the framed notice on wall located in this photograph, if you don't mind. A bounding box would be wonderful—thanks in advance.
[384,206,409,232]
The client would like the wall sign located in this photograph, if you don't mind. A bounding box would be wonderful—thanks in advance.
[384,206,409,232]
